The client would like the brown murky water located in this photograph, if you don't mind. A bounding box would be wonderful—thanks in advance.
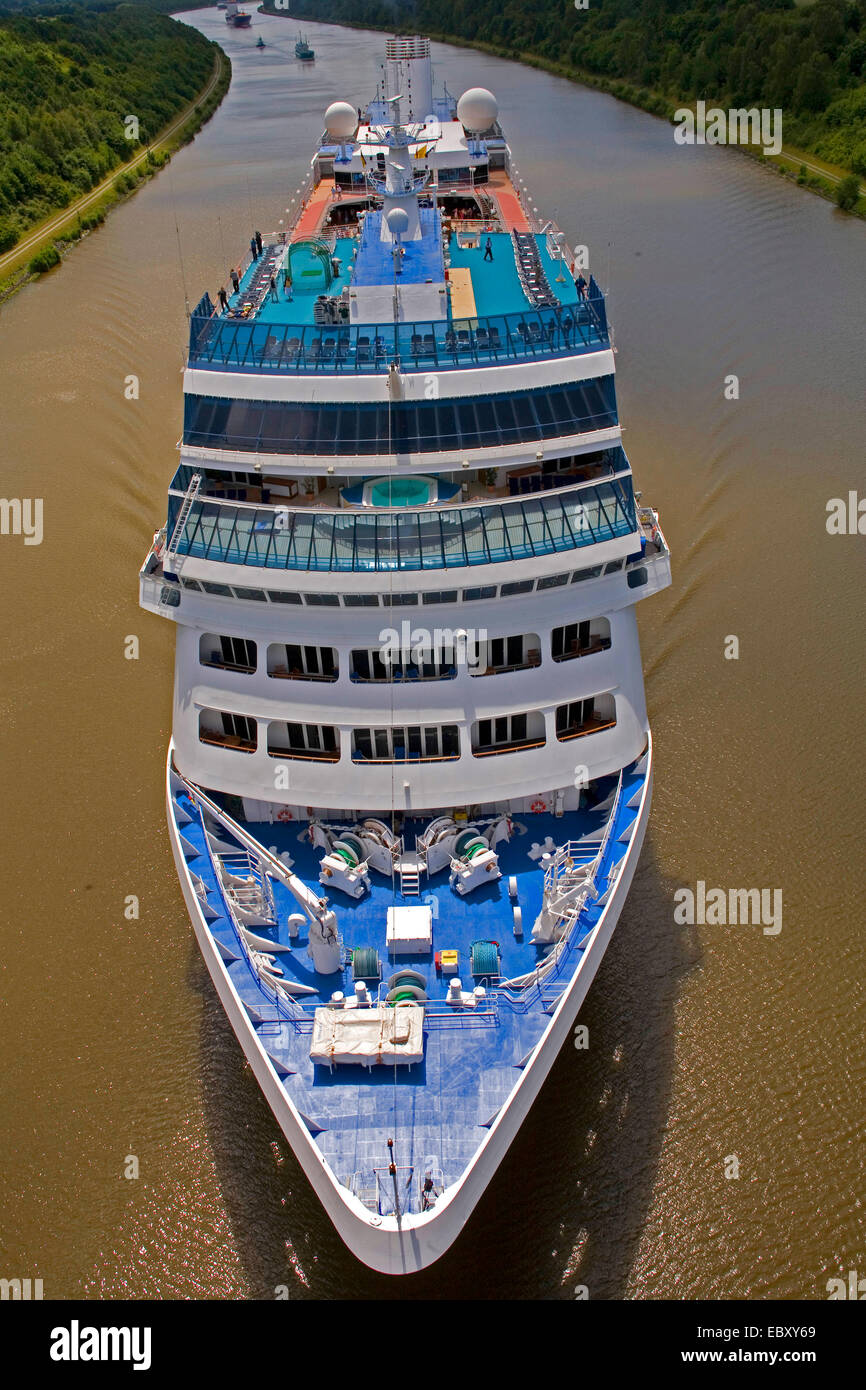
[1,13,864,1300]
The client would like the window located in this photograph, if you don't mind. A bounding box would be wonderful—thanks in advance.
[571,566,603,584]
[537,572,569,590]
[351,724,460,761]
[201,581,233,597]
[268,644,337,681]
[471,712,544,756]
[182,379,619,456]
[267,722,339,760]
[232,587,267,601]
[551,619,611,662]
[462,585,497,602]
[304,592,340,607]
[344,593,380,607]
[500,579,534,597]
[422,590,459,605]
[199,709,257,752]
[350,646,455,682]
[555,695,616,741]
[267,590,303,605]
[200,634,257,673]
[471,633,541,676]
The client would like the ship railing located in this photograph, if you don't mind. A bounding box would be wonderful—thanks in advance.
[182,775,323,925]
[187,285,609,374]
[163,472,638,574]
[493,771,627,1014]
[422,1008,499,1029]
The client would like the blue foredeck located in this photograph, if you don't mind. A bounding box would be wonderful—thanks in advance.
[171,760,645,1207]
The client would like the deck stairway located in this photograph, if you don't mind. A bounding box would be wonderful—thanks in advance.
[397,857,422,897]
[165,472,202,572]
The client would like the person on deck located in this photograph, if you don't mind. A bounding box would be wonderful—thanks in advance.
[255,230,263,256]
[575,272,587,299]
[230,268,240,294]
[217,286,228,312]
[250,236,258,261]
[483,237,494,262]
[269,274,278,303]
[284,271,293,301]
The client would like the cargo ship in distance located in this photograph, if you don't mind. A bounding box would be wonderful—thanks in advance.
[140,35,671,1274]
[224,3,252,30]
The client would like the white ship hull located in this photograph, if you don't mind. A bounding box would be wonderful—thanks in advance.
[167,737,653,1274]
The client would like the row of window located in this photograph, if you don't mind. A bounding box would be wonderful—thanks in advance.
[179,558,629,608]
[197,696,617,761]
[182,379,618,456]
[198,621,612,682]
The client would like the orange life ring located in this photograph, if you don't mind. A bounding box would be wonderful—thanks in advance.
[276,808,293,822]
[530,799,546,814]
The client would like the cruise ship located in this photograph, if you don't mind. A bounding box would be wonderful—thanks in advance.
[140,35,671,1275]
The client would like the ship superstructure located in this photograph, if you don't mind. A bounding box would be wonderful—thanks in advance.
[140,36,670,1274]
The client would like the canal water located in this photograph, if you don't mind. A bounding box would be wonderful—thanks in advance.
[0,11,864,1299]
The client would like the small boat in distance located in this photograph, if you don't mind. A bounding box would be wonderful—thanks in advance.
[256,36,266,49]
[295,33,315,61]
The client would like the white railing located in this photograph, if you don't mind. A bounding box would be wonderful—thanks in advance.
[180,775,321,926]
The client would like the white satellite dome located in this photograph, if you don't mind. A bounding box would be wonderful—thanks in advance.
[457,87,498,134]
[385,207,409,236]
[324,101,357,140]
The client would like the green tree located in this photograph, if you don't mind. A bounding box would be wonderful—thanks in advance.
[835,173,861,208]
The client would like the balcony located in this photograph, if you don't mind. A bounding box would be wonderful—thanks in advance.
[267,744,340,763]
[555,696,617,742]
[351,726,460,762]
[552,619,612,663]
[187,280,609,375]
[471,712,545,757]
[165,473,637,574]
[471,737,546,758]
[267,643,338,682]
[199,730,257,754]
[267,722,340,762]
[471,635,541,678]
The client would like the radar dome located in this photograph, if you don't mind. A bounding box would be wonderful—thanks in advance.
[324,101,357,140]
[457,87,498,133]
[386,207,409,236]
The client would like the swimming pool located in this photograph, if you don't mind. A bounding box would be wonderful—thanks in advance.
[364,476,436,507]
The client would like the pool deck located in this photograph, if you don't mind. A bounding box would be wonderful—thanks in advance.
[223,231,579,330]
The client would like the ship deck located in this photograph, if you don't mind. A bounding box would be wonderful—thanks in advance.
[222,227,581,330]
[171,759,645,1205]
[232,799,619,1004]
